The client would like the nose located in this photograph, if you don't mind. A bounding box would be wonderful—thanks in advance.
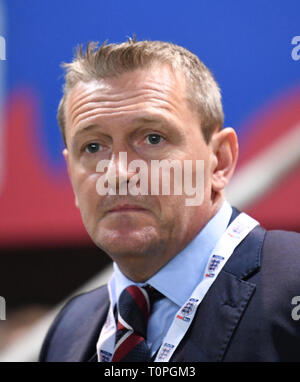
[114,151,130,194]
[106,150,140,195]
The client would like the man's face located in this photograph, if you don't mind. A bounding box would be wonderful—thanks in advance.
[63,64,218,280]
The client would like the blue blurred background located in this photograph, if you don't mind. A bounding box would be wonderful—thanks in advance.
[5,0,300,166]
[0,0,299,358]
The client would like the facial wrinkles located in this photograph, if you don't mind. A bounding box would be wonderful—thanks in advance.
[68,76,186,132]
[72,92,177,130]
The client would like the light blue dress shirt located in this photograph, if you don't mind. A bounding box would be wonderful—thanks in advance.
[108,200,232,357]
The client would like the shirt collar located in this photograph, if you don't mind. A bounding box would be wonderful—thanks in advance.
[109,200,232,308]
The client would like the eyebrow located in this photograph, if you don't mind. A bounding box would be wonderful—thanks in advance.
[72,116,169,138]
[72,124,100,138]
[68,124,98,147]
[70,114,186,148]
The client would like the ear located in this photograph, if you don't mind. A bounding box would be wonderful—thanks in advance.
[63,148,79,209]
[210,127,238,193]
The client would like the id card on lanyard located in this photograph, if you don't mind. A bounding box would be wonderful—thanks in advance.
[97,212,259,362]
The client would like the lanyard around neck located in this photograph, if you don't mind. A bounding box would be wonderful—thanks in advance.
[97,212,259,362]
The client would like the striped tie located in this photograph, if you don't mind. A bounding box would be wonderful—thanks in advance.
[112,285,155,362]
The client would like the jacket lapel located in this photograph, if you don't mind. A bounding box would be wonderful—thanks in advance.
[171,215,266,362]
[63,288,110,362]
[61,209,265,362]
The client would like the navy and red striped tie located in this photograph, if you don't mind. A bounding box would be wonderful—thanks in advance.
[112,285,155,362]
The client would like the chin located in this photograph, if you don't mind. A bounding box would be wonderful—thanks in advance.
[95,225,160,258]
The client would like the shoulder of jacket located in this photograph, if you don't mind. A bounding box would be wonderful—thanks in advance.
[263,229,300,257]
[260,229,300,302]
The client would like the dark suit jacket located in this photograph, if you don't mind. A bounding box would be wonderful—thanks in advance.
[39,209,300,362]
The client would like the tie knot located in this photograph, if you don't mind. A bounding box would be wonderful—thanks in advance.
[118,286,150,333]
[117,285,161,338]
[112,285,163,362]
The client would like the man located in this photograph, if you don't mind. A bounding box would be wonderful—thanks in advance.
[39,39,300,362]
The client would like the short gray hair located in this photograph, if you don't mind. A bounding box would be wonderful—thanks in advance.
[58,39,224,146]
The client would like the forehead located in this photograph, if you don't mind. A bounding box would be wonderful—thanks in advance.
[69,63,187,99]
[65,64,193,139]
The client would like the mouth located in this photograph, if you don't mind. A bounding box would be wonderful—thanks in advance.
[107,204,149,214]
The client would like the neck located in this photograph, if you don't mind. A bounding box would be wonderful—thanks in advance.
[114,196,226,283]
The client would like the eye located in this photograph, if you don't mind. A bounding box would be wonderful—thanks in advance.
[146,134,164,145]
[84,143,101,154]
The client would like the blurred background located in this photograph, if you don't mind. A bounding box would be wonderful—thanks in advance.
[0,0,299,361]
